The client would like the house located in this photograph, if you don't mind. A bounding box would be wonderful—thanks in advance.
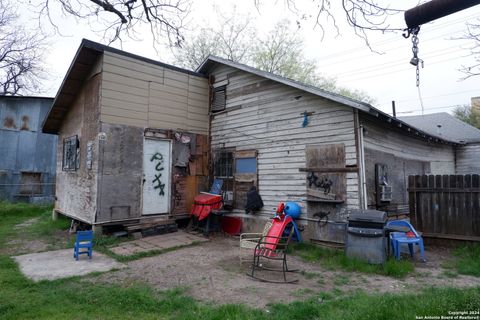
[0,96,57,203]
[44,39,462,242]
[197,56,459,242]
[400,108,480,175]
[42,39,210,231]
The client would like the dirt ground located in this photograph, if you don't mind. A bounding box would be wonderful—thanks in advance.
[7,218,480,309]
[92,235,480,308]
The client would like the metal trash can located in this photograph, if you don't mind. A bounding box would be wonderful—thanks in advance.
[345,210,387,264]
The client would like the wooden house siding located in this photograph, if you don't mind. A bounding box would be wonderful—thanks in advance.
[456,143,480,174]
[209,65,360,214]
[360,116,455,174]
[100,51,209,134]
[360,115,455,209]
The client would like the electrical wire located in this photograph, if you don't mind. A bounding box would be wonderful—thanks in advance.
[315,10,480,63]
[378,89,480,105]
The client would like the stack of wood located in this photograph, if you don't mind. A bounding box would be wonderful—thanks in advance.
[124,216,178,237]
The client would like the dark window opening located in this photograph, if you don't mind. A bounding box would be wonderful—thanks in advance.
[211,85,226,113]
[214,149,233,178]
[63,135,79,171]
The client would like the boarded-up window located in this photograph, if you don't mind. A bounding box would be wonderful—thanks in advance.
[19,172,42,195]
[211,86,226,112]
[63,135,79,171]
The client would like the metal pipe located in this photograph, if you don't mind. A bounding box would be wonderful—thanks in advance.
[392,101,396,118]
[359,125,368,209]
[405,0,480,29]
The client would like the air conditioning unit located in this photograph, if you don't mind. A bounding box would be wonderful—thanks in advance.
[380,185,392,202]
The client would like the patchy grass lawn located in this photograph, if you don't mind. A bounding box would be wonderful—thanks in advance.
[1,202,480,319]
[443,244,480,277]
[287,242,414,278]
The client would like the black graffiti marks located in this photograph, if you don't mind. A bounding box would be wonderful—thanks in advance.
[150,152,166,196]
[307,171,333,194]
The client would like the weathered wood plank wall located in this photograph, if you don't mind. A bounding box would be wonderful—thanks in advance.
[209,64,360,215]
[408,174,480,242]
[456,143,480,174]
[361,116,455,175]
[101,51,209,134]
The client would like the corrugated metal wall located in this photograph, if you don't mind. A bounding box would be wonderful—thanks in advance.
[0,97,57,202]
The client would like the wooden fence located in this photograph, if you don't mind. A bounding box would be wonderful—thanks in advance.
[408,174,480,242]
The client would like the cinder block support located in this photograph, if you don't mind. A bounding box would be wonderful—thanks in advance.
[52,209,59,221]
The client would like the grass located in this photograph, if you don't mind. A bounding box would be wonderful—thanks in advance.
[287,242,414,279]
[333,274,350,286]
[450,244,480,277]
[1,202,480,319]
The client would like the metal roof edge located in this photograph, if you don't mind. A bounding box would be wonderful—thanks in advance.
[41,39,93,134]
[197,56,457,146]
[0,95,54,100]
[82,39,207,78]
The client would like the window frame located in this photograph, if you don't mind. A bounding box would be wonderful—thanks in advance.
[62,135,80,171]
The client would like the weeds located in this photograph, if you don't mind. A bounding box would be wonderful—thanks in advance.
[287,242,414,278]
[452,244,480,277]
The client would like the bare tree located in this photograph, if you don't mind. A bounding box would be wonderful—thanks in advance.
[0,0,46,95]
[459,19,480,79]
[173,17,376,104]
[254,0,404,48]
[29,0,190,47]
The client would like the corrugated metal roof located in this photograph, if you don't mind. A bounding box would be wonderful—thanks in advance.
[197,55,457,145]
[400,112,480,143]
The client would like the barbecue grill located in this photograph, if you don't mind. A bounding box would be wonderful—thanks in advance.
[345,210,387,264]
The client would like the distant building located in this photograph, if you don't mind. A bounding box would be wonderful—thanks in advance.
[0,96,57,203]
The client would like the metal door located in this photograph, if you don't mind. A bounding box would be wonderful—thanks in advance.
[142,138,171,215]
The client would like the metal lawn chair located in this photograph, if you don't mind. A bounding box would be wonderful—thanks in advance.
[239,221,272,263]
[74,230,93,260]
[248,217,298,283]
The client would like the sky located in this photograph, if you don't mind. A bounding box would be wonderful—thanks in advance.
[20,0,480,117]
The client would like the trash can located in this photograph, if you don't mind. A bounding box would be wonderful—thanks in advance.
[345,210,387,264]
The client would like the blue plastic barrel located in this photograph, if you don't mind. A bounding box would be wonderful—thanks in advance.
[284,202,302,219]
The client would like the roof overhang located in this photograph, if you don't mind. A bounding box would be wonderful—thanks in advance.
[42,40,103,134]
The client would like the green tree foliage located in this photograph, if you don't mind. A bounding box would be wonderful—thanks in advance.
[453,105,480,129]
[173,16,376,104]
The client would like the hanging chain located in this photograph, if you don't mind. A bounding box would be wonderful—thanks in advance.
[412,34,419,87]
[410,30,423,87]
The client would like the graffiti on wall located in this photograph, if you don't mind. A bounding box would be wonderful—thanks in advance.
[150,152,166,196]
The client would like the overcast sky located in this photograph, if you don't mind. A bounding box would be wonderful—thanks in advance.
[30,0,480,117]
